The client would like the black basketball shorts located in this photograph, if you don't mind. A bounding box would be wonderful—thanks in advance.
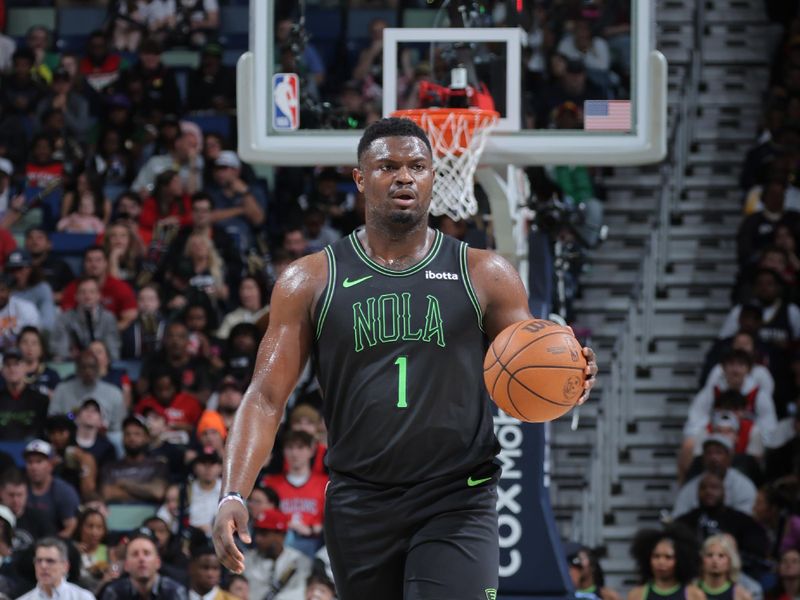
[323,463,500,600]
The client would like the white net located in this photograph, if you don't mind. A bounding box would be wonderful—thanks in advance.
[394,109,499,221]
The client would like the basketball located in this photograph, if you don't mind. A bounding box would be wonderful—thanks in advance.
[483,319,587,422]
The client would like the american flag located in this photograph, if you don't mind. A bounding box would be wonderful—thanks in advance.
[583,100,632,131]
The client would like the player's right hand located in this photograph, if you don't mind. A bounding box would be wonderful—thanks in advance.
[212,500,251,574]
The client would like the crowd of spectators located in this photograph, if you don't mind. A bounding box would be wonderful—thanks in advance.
[561,6,800,600]
[0,0,627,598]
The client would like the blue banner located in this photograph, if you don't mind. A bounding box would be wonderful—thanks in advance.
[495,414,574,598]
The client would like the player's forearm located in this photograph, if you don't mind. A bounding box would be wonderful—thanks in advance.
[221,389,285,498]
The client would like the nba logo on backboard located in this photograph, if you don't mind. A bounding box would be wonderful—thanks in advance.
[272,73,299,131]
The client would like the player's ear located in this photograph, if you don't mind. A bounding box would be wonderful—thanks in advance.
[352,167,365,193]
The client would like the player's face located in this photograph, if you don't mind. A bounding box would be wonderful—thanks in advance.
[354,136,434,229]
[702,543,730,577]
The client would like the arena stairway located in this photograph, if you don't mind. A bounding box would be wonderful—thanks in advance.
[546,0,777,591]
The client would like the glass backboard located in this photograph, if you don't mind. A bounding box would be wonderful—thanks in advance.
[238,1,666,166]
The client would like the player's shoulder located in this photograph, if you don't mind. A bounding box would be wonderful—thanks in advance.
[272,250,330,295]
[465,246,521,287]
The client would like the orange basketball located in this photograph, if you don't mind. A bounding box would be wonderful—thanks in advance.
[483,319,587,422]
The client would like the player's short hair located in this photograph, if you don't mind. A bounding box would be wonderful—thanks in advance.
[357,117,432,165]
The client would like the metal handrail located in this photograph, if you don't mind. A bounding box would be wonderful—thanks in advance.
[575,16,701,553]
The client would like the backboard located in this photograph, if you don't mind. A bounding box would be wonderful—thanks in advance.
[237,0,666,167]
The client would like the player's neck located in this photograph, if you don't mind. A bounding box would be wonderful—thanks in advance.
[360,222,432,269]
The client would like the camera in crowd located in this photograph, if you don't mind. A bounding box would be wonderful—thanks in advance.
[529,193,607,251]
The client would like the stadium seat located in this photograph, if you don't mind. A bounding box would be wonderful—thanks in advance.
[7,8,56,37]
[48,361,76,380]
[222,48,244,67]
[25,185,62,231]
[219,33,247,51]
[220,6,248,34]
[103,184,127,204]
[106,503,158,532]
[113,359,142,381]
[55,35,86,53]
[346,9,397,37]
[161,49,200,69]
[0,441,27,467]
[184,114,231,139]
[401,8,438,28]
[57,6,107,36]
[49,232,96,274]
[305,7,342,42]
[49,232,97,253]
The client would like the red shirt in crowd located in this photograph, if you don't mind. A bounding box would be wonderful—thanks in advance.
[134,392,202,429]
[60,275,137,317]
[262,472,329,530]
[138,195,193,245]
[25,161,64,189]
[80,53,126,92]
[0,228,15,268]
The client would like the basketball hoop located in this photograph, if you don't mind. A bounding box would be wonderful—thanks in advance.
[391,108,499,221]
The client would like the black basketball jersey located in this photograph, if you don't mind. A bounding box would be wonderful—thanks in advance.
[312,228,499,485]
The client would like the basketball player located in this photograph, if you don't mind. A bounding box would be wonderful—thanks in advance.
[213,118,598,599]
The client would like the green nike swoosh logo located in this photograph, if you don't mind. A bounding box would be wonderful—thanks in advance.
[342,275,373,288]
[467,476,492,487]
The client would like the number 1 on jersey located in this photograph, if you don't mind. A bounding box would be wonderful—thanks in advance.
[394,356,408,408]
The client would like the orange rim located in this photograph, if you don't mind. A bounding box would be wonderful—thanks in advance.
[391,108,500,154]
[392,108,500,123]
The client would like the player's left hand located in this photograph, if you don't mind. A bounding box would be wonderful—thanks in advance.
[564,326,598,405]
[578,346,598,405]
